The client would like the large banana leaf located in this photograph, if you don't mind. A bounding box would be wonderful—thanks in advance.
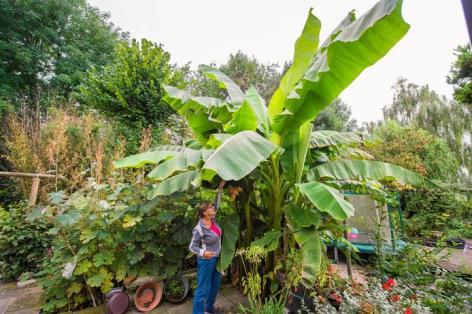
[244,86,269,135]
[151,145,206,166]
[200,65,245,106]
[268,9,321,120]
[162,85,227,141]
[207,133,233,148]
[272,0,409,134]
[147,155,188,181]
[298,181,355,220]
[310,130,364,148]
[283,203,320,228]
[290,226,322,287]
[280,123,312,181]
[223,100,258,134]
[203,131,278,181]
[114,151,175,168]
[308,159,438,189]
[147,171,201,199]
[217,213,240,272]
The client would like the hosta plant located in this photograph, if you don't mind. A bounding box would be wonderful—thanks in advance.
[117,0,436,289]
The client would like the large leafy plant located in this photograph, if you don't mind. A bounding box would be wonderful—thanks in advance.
[37,181,197,313]
[117,0,436,288]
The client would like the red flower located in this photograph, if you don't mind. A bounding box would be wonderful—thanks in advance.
[404,308,413,314]
[382,283,393,291]
[330,291,343,303]
[386,278,396,286]
[390,294,401,302]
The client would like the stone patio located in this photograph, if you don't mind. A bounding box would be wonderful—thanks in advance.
[0,281,248,314]
[0,282,42,314]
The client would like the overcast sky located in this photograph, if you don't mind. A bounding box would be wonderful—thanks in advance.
[88,0,469,123]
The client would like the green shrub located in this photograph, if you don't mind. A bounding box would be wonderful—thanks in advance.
[402,189,472,239]
[37,180,201,313]
[0,202,53,281]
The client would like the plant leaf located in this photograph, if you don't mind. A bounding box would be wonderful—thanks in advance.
[224,100,258,134]
[147,171,200,199]
[298,181,355,220]
[217,213,240,272]
[251,230,282,252]
[308,159,438,189]
[147,155,188,181]
[114,151,174,169]
[203,131,278,181]
[310,130,364,148]
[244,86,269,134]
[272,0,409,134]
[57,211,81,226]
[289,226,322,287]
[199,65,245,106]
[268,9,321,120]
[207,133,233,148]
[283,203,321,228]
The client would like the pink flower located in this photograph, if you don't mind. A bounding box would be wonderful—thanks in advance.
[404,308,413,314]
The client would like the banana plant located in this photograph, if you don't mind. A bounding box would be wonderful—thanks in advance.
[116,0,435,287]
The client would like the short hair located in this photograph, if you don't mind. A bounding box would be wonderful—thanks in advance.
[198,202,213,218]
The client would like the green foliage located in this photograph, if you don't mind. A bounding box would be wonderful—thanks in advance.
[402,189,472,239]
[312,99,358,131]
[383,78,471,182]
[365,121,459,182]
[448,44,472,106]
[191,51,282,102]
[380,244,472,313]
[0,202,52,280]
[37,180,196,313]
[0,0,123,103]
[77,39,188,128]
[118,0,425,291]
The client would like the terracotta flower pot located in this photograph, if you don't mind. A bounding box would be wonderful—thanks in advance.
[134,281,163,312]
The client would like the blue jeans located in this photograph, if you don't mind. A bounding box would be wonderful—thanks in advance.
[193,256,221,314]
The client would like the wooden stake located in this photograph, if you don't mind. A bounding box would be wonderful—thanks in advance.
[343,220,353,278]
[29,177,40,206]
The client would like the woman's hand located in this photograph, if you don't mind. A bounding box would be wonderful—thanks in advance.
[203,251,215,259]
[218,180,226,189]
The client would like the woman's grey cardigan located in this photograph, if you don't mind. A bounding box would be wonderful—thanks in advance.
[188,188,223,258]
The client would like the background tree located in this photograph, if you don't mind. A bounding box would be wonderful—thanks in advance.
[0,0,124,106]
[448,44,472,106]
[383,78,471,182]
[76,39,189,152]
[190,51,282,102]
[312,98,357,131]
[77,39,187,127]
[364,121,459,183]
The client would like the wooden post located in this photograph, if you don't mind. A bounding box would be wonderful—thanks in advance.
[29,176,40,206]
[343,220,353,278]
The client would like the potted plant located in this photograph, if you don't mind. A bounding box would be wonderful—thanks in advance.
[164,274,189,303]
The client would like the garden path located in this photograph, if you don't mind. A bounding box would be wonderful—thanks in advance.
[0,282,41,314]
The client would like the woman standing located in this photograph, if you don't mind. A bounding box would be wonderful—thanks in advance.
[189,181,226,314]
